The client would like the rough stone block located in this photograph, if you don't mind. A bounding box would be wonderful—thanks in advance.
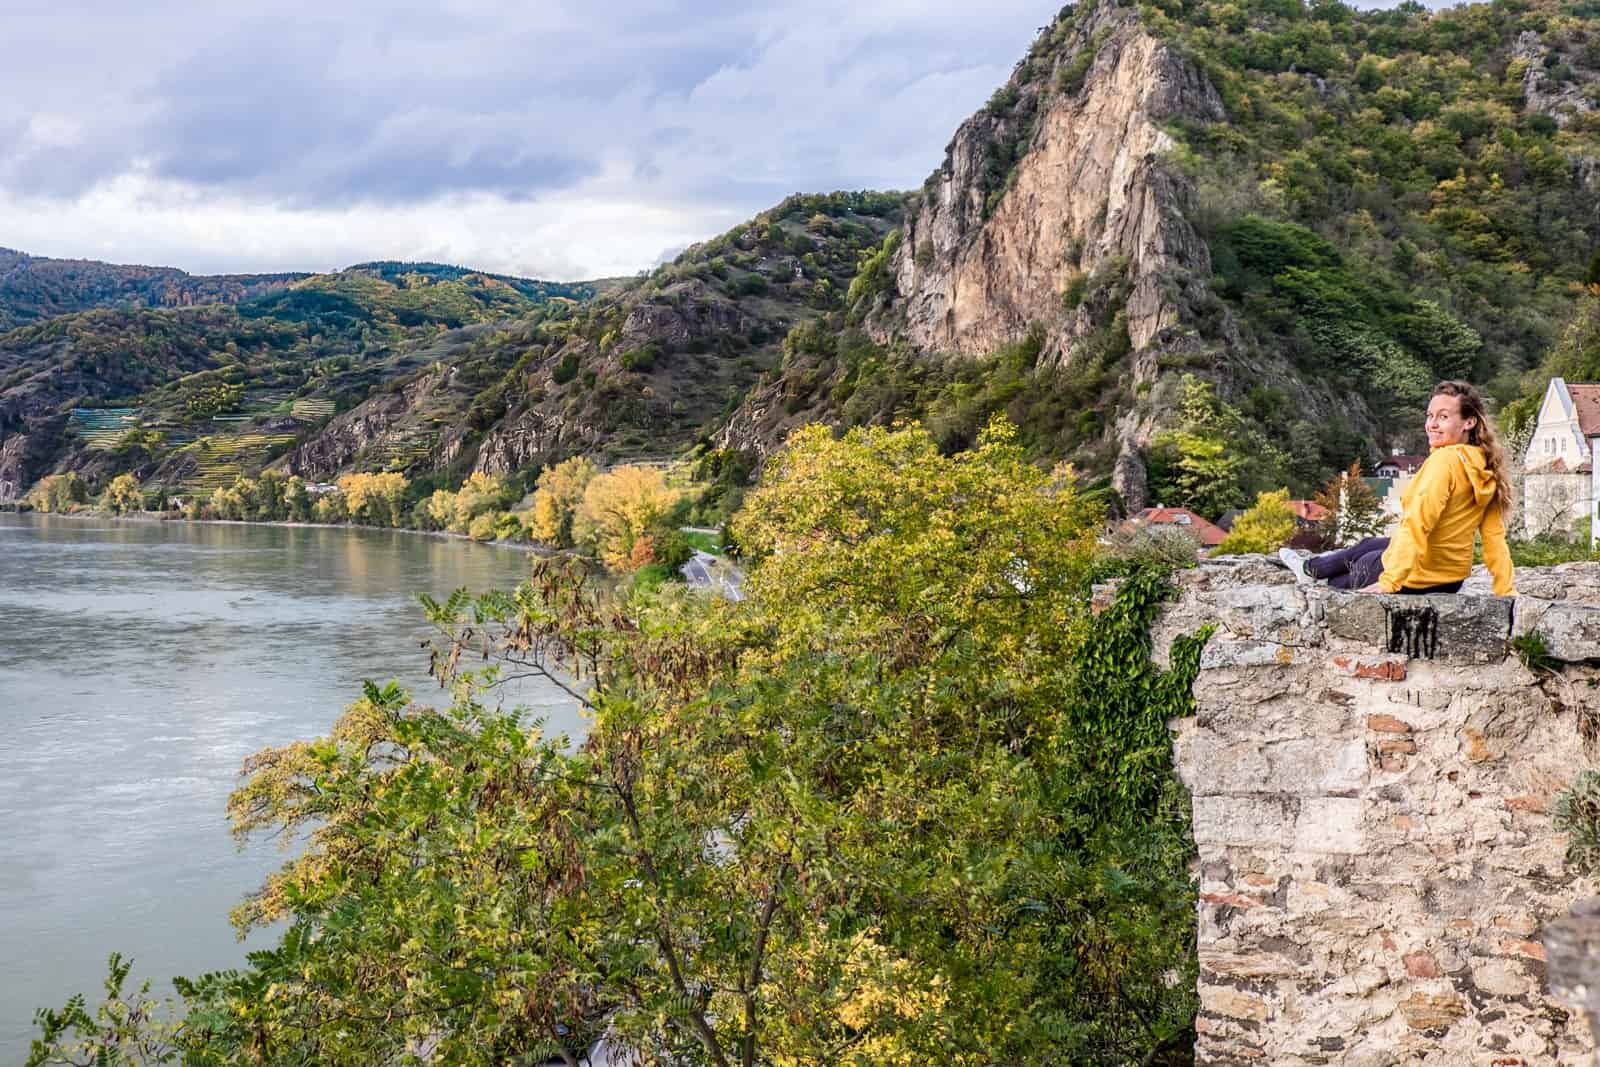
[1471,957,1536,998]
[1530,602,1600,663]
[1296,796,1363,853]
[1203,951,1303,978]
[1199,984,1270,1022]
[1325,592,1511,663]
[1200,638,1299,669]
[1403,951,1441,977]
[1192,795,1297,848]
[1211,584,1307,642]
[1190,735,1366,796]
[1398,991,1467,1030]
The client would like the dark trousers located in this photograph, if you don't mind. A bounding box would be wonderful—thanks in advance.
[1306,536,1463,594]
[1308,537,1390,589]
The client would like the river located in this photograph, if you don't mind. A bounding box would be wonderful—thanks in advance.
[0,513,580,1057]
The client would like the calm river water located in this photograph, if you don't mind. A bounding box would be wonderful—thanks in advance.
[0,513,579,1056]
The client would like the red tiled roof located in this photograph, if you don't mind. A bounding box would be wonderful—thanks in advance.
[1131,506,1229,546]
[1568,384,1600,437]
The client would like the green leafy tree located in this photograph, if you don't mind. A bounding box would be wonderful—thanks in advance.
[32,418,1209,1067]
[26,954,181,1067]
[1148,375,1283,519]
[284,476,310,523]
[255,469,288,521]
[1216,488,1297,554]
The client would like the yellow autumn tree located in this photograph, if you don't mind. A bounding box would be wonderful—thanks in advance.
[424,488,458,531]
[25,473,88,513]
[573,464,680,568]
[449,472,508,534]
[527,456,597,547]
[103,473,143,514]
[337,472,409,527]
[1215,488,1297,555]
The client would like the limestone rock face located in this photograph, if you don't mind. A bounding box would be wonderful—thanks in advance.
[1159,557,1600,1065]
[1516,30,1596,129]
[474,406,588,476]
[880,5,1228,506]
[892,7,1222,363]
[0,430,32,501]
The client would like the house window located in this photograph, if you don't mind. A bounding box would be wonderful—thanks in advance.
[1174,513,1191,524]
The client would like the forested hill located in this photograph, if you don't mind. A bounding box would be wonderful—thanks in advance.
[0,248,308,332]
[0,193,903,503]
[11,0,1600,517]
[0,261,598,499]
[725,0,1600,513]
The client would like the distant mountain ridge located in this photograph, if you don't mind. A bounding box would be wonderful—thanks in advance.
[0,247,308,332]
[0,249,593,334]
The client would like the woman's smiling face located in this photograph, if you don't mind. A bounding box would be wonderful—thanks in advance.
[1425,392,1477,448]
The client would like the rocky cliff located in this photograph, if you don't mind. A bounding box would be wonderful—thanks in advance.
[891,5,1221,361]
[875,3,1230,504]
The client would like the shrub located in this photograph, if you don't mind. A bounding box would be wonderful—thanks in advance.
[619,345,657,373]
[1216,489,1296,554]
[1104,523,1204,568]
[1554,769,1600,876]
[551,352,580,385]
[1060,272,1089,311]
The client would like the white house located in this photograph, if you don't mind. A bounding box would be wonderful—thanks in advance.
[1523,376,1600,540]
[1374,451,1428,479]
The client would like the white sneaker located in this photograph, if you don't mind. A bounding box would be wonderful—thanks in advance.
[1278,547,1313,584]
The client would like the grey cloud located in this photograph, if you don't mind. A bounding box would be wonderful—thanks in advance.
[0,0,1057,274]
[1,1,1041,203]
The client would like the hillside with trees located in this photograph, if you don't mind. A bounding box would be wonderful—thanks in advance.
[0,248,307,332]
[11,0,1600,523]
[723,0,1600,515]
[0,263,595,501]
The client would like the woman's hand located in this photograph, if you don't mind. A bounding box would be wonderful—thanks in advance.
[1357,582,1384,593]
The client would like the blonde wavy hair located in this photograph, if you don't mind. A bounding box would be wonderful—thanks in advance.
[1432,380,1513,517]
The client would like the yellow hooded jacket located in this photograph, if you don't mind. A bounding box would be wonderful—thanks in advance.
[1379,443,1515,596]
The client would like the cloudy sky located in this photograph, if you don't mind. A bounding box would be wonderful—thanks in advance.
[0,1,1070,281]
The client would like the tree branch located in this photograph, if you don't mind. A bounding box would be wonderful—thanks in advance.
[740,866,788,1067]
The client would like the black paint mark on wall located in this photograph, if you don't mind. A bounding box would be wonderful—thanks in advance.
[1387,606,1440,659]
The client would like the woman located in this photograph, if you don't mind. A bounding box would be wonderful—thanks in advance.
[1280,381,1517,597]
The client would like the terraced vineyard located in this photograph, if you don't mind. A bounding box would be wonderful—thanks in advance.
[66,408,140,450]
[172,432,298,493]
[291,398,336,421]
[369,429,436,471]
[243,390,293,416]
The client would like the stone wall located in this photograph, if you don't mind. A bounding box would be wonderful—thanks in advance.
[1155,558,1600,1066]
